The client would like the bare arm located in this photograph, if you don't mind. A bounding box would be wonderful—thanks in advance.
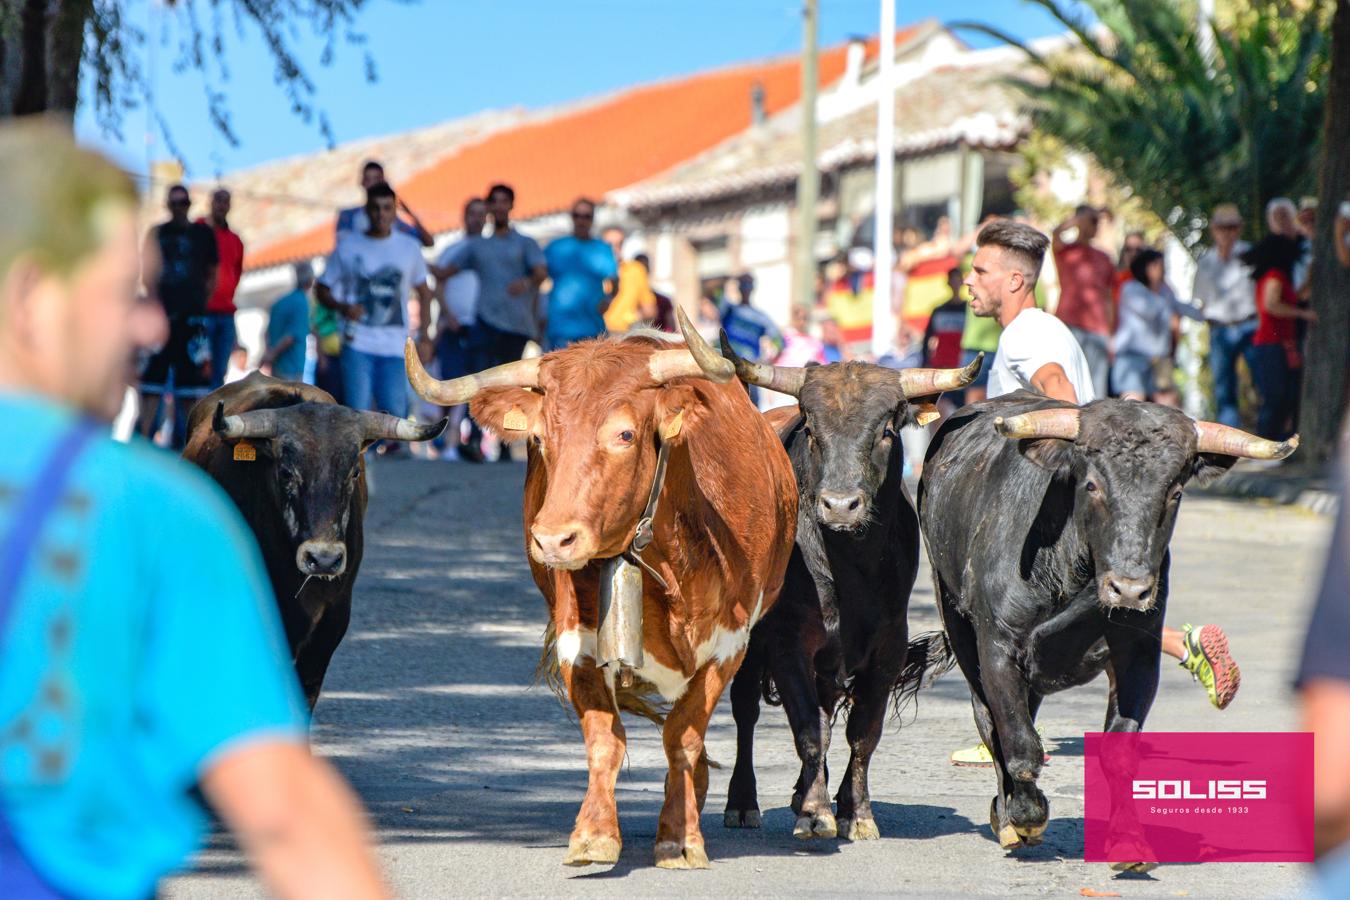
[397,199,434,248]
[414,283,433,341]
[1304,679,1350,855]
[1263,277,1316,322]
[260,336,296,368]
[201,741,389,900]
[1031,362,1080,404]
[1051,218,1073,255]
[314,282,362,321]
[142,229,161,302]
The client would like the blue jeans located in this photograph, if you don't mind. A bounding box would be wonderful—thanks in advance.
[341,346,408,418]
[205,312,237,391]
[1208,319,1259,428]
[1250,343,1292,440]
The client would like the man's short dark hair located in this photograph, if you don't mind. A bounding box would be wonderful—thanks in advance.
[362,160,384,176]
[366,181,396,205]
[635,253,651,269]
[1075,203,1099,220]
[464,196,484,212]
[167,184,189,200]
[487,183,514,204]
[976,220,1050,285]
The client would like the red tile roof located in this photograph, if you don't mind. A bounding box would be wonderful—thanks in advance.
[246,31,917,271]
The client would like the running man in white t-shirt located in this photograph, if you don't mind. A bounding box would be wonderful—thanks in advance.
[948,220,1239,767]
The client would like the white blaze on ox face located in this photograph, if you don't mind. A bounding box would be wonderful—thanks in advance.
[557,590,765,702]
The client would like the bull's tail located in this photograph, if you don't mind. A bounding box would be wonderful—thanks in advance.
[890,630,957,721]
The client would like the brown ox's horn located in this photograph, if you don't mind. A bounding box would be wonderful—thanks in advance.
[717,328,805,398]
[213,402,279,440]
[994,407,1082,441]
[898,352,984,398]
[404,337,540,406]
[648,306,735,384]
[359,411,450,443]
[1194,421,1299,460]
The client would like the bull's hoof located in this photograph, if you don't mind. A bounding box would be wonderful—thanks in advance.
[793,810,838,840]
[1014,820,1047,846]
[724,808,762,829]
[991,798,1023,850]
[1109,860,1160,874]
[563,835,621,867]
[654,840,710,870]
[838,816,881,841]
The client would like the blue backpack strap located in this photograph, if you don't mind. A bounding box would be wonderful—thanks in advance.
[0,416,101,899]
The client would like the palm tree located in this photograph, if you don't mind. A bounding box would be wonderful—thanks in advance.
[957,0,1332,251]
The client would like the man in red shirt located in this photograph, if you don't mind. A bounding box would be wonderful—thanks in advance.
[199,188,245,389]
[1052,205,1115,399]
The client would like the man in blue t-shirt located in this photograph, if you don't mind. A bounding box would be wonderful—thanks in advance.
[543,198,618,350]
[261,262,314,382]
[0,121,388,900]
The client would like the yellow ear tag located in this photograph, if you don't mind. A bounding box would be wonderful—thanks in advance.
[503,407,529,432]
[914,404,941,427]
[660,410,684,442]
[233,440,257,462]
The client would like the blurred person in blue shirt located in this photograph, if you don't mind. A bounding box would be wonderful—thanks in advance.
[262,262,315,382]
[0,120,388,900]
[543,198,617,350]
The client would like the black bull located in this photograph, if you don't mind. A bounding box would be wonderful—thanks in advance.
[709,338,980,841]
[914,392,1295,862]
[183,372,445,710]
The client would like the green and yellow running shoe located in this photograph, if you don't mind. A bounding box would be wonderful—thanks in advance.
[950,727,1049,767]
[1179,623,1241,710]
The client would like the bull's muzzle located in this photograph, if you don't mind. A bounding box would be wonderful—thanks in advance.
[530,522,599,571]
[297,540,347,578]
[816,489,868,530]
[1099,571,1156,611]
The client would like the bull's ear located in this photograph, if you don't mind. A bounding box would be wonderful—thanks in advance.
[654,384,700,446]
[470,388,543,440]
[1018,438,1076,478]
[1190,453,1239,487]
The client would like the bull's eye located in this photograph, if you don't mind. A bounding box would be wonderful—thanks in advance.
[1084,480,1099,494]
[618,429,635,444]
[1170,488,1184,503]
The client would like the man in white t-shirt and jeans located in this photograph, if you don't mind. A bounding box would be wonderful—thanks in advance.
[947,220,1240,767]
[316,182,433,455]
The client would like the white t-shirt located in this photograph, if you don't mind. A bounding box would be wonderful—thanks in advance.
[435,239,480,327]
[319,231,428,357]
[987,308,1098,403]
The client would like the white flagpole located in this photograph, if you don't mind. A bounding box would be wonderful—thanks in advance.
[872,0,897,358]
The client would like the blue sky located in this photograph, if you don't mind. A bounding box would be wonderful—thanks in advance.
[75,0,1067,180]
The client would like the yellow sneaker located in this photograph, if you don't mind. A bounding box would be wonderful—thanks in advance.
[1179,623,1241,710]
[950,741,995,766]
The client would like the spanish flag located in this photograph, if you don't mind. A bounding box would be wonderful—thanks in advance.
[901,254,962,332]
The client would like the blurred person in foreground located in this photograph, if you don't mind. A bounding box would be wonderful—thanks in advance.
[0,120,388,900]
[1051,204,1115,400]
[1192,203,1255,428]
[137,183,217,450]
[261,262,314,382]
[198,188,244,392]
[543,198,616,349]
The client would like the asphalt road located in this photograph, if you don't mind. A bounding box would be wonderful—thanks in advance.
[167,458,1331,899]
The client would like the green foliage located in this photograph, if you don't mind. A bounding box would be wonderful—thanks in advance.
[957,0,1334,253]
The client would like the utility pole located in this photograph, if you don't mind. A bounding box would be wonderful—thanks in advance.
[793,0,820,310]
[872,0,897,357]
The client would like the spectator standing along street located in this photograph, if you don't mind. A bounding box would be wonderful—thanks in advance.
[544,199,617,349]
[137,184,218,450]
[1192,203,1256,428]
[336,160,433,248]
[261,262,314,382]
[433,184,547,375]
[199,188,244,391]
[316,182,433,446]
[634,254,676,332]
[432,198,487,462]
[1112,248,1203,403]
[0,119,389,900]
[922,267,971,412]
[1243,228,1315,440]
[1051,205,1115,400]
[775,305,827,367]
[600,225,655,333]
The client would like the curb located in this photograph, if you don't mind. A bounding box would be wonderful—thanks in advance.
[1194,466,1339,516]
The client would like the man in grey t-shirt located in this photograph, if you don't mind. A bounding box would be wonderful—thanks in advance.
[433,183,547,372]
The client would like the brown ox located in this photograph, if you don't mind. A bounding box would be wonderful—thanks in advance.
[405,314,796,870]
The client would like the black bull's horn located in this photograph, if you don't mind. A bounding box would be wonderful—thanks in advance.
[709,332,983,400]
[994,407,1299,461]
[212,402,447,443]
[403,306,733,407]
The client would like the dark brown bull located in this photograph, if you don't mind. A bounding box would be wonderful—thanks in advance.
[183,372,444,710]
[405,313,797,870]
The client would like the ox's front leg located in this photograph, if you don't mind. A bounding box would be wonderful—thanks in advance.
[655,654,742,869]
[977,633,1048,847]
[561,659,627,867]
